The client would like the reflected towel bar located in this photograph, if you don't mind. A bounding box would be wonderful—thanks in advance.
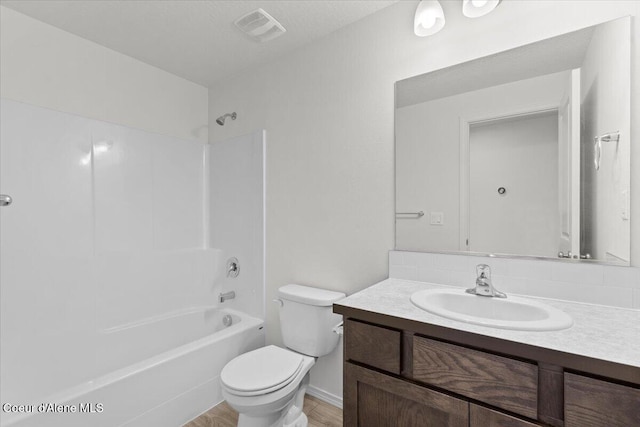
[396,211,424,217]
[594,131,620,170]
[600,131,620,143]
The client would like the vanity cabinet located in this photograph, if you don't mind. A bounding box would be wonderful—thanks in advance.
[340,318,640,427]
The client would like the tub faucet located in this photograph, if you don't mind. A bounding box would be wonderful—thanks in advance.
[219,291,236,303]
[466,264,506,298]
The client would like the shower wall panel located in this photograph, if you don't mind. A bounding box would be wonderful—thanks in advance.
[0,99,96,404]
[209,131,265,320]
[0,98,210,407]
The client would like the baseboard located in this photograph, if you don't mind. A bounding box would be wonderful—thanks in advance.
[306,385,343,409]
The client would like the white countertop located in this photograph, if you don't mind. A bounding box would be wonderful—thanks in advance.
[336,278,640,369]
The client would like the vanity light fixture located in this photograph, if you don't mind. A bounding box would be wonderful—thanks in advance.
[414,0,446,36]
[462,0,502,18]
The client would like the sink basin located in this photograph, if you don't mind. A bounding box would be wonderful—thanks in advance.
[410,289,573,331]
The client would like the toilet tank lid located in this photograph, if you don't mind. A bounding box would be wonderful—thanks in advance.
[278,284,346,306]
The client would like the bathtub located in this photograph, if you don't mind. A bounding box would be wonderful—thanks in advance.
[2,307,264,427]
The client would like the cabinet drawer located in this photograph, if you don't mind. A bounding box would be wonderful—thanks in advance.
[412,336,538,419]
[345,363,469,427]
[565,373,640,427]
[345,319,400,374]
[470,404,540,427]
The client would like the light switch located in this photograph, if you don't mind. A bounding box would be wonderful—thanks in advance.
[430,212,444,225]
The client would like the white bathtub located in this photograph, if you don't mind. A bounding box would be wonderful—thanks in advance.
[2,308,264,427]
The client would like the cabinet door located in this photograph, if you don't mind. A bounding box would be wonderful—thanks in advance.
[470,404,540,427]
[565,373,640,427]
[344,363,468,427]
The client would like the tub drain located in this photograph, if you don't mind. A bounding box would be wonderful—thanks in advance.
[223,314,233,327]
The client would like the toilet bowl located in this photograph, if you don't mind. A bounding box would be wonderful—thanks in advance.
[221,345,315,427]
[220,284,345,427]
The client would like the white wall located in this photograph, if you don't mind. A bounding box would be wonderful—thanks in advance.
[0,6,208,142]
[208,0,640,401]
[469,113,559,257]
[580,18,631,262]
[396,72,567,252]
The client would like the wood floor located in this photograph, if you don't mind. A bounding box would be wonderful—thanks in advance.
[183,395,342,427]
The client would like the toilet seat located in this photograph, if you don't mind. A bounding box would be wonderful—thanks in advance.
[221,345,305,397]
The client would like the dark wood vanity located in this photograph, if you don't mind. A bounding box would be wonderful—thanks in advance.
[334,305,640,427]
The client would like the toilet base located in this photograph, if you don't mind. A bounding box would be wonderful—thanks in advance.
[283,412,307,427]
[237,411,282,427]
[233,372,311,427]
[237,410,307,427]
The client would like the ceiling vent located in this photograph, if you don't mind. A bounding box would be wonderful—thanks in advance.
[234,8,286,43]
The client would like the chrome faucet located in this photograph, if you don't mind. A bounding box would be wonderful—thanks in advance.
[466,264,506,298]
[219,291,236,303]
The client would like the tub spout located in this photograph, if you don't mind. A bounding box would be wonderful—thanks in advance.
[219,291,236,303]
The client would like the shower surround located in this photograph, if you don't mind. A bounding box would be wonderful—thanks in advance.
[0,99,266,427]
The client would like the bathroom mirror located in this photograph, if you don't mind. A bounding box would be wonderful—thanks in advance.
[395,17,631,265]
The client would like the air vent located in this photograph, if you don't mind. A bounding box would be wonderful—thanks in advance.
[234,8,286,43]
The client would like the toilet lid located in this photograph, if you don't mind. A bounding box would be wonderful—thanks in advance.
[221,345,304,396]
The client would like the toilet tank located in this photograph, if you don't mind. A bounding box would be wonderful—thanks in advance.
[277,284,346,357]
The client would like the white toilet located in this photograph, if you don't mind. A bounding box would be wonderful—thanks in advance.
[220,284,345,427]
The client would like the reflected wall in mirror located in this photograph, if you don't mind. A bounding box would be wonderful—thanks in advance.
[395,17,631,265]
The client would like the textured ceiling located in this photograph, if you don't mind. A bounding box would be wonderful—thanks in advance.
[1,0,399,88]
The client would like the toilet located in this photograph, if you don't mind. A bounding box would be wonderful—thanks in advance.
[220,284,345,427]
